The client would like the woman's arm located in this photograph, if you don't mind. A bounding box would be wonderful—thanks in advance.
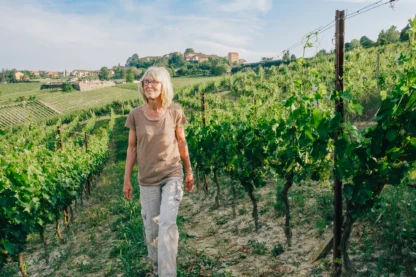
[123,129,137,200]
[175,125,194,192]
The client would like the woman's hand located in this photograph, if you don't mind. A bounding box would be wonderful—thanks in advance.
[185,174,194,192]
[124,129,137,201]
[123,180,133,201]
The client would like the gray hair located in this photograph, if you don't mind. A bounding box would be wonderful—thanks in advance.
[138,67,174,107]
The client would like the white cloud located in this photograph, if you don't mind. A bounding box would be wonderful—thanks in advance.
[218,0,273,14]
[167,15,258,47]
[0,0,272,70]
[196,0,273,14]
[326,0,416,3]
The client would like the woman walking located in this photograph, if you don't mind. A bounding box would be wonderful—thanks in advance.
[123,67,194,276]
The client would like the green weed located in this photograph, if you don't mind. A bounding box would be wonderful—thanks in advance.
[271,244,284,257]
[248,240,267,255]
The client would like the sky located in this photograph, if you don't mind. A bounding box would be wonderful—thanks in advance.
[0,0,415,72]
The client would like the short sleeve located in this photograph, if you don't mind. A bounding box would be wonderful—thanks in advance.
[175,108,187,129]
[125,110,136,130]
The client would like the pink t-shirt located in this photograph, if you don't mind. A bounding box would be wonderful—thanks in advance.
[125,103,187,186]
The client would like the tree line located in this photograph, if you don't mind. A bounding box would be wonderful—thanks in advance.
[121,48,233,78]
[231,23,412,74]
[345,24,410,51]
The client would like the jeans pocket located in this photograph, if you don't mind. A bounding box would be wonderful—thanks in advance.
[174,181,184,202]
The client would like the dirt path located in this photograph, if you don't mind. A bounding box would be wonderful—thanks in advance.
[178,183,334,276]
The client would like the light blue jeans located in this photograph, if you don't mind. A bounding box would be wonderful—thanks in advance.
[139,177,184,277]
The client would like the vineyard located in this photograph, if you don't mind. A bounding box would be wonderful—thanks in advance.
[0,109,115,276]
[0,77,220,127]
[1,17,415,277]
[0,101,58,128]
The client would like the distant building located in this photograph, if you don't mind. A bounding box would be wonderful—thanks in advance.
[238,59,247,64]
[163,52,182,58]
[46,72,64,78]
[13,72,24,81]
[189,53,208,62]
[185,52,221,63]
[228,52,239,63]
[184,52,198,60]
[70,70,99,77]
[30,71,40,77]
[48,72,58,78]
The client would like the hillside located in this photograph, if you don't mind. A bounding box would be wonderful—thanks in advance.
[0,77,221,128]
[0,38,415,277]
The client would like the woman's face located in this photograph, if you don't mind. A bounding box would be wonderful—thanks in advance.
[143,77,162,101]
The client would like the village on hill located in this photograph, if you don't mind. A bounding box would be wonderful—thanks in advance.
[5,50,245,82]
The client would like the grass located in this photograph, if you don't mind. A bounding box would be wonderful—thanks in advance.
[0,77,221,117]
[0,82,41,94]
[0,83,52,105]
[359,184,416,275]
[172,76,222,89]
[38,87,138,113]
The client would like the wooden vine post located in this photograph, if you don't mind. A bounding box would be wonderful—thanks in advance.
[333,10,345,277]
[84,132,91,196]
[376,52,380,80]
[18,253,29,277]
[84,132,88,153]
[57,126,63,150]
[201,91,206,126]
[201,91,209,196]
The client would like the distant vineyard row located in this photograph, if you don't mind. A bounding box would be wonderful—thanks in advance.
[0,101,58,128]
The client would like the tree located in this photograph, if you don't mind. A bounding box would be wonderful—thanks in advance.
[177,65,188,76]
[315,49,327,60]
[377,26,399,46]
[400,24,410,42]
[126,53,139,67]
[377,30,387,46]
[166,67,175,77]
[126,72,134,83]
[98,66,110,81]
[261,57,273,62]
[385,25,400,44]
[211,63,229,76]
[351,39,360,49]
[198,60,211,70]
[282,51,290,63]
[184,48,195,55]
[62,82,73,92]
[168,53,185,68]
[346,39,360,51]
[114,67,126,79]
[290,54,296,62]
[360,36,375,48]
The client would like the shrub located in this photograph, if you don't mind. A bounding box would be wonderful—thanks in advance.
[62,82,74,92]
[271,244,285,256]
